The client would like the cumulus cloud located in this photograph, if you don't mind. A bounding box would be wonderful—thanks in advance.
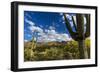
[44,29,48,33]
[49,26,55,30]
[25,19,35,26]
[29,26,43,33]
[37,29,72,42]
[25,19,43,33]
[28,25,72,42]
[25,19,72,42]
[47,29,56,34]
[24,39,28,42]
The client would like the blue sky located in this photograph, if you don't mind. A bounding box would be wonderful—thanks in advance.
[24,11,76,42]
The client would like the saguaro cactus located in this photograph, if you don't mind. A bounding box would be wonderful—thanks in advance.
[63,13,90,59]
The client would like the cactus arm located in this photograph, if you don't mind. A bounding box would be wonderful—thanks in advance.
[85,14,90,38]
[63,13,78,40]
[63,13,76,34]
[72,16,77,31]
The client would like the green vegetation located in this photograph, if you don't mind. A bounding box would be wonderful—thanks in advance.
[24,38,90,61]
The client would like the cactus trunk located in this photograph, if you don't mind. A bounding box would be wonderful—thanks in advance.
[78,40,88,59]
[76,14,88,59]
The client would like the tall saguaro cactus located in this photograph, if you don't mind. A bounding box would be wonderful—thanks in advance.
[63,13,90,59]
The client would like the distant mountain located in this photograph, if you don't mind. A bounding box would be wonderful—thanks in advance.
[24,41,70,49]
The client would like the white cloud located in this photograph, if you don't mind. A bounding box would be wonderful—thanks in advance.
[25,19,35,26]
[49,26,55,30]
[44,29,48,33]
[62,34,69,38]
[37,29,72,42]
[25,13,32,19]
[25,19,43,34]
[47,29,56,34]
[25,19,72,42]
[62,21,65,24]
[60,34,72,41]
[66,14,72,20]
[39,25,43,28]
[29,26,43,33]
[37,32,45,36]
[24,40,28,42]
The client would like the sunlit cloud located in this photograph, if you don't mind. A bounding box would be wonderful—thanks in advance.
[24,40,28,42]
[25,19,43,33]
[37,28,72,42]
[25,19,35,26]
[29,26,43,33]
[49,26,55,30]
[25,19,72,42]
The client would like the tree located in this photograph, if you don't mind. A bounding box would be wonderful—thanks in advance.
[63,13,90,59]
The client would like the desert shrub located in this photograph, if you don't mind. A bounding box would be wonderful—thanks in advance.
[63,40,79,59]
[63,52,73,59]
[24,48,34,61]
[44,48,64,60]
[33,51,46,61]
[64,41,78,52]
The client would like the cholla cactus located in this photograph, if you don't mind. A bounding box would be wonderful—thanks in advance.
[31,37,37,50]
[30,37,37,60]
[63,13,90,59]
